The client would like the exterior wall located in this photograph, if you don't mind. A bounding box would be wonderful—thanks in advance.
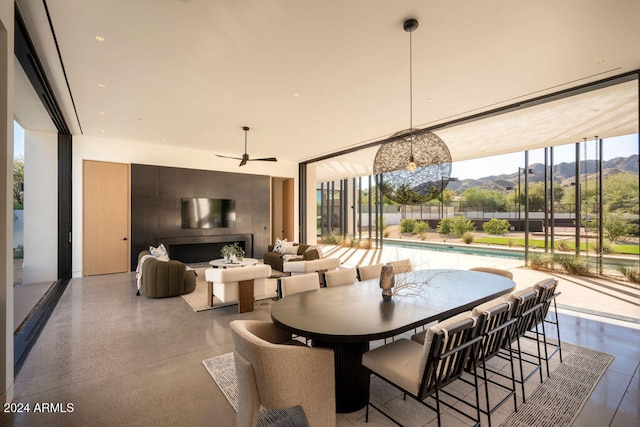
[23,129,57,284]
[1,0,14,403]
[72,135,297,277]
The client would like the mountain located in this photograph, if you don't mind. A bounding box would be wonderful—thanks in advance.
[449,154,638,193]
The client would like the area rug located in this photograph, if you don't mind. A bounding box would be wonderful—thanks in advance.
[500,344,614,427]
[181,268,277,312]
[202,353,307,426]
[203,344,613,426]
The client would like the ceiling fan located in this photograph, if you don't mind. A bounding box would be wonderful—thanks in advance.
[216,126,278,167]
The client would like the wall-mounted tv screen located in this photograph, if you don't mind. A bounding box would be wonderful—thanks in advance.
[181,198,236,228]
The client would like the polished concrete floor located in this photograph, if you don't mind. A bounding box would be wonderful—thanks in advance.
[3,267,640,426]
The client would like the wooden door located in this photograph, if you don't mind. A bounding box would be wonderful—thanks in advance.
[83,160,130,275]
[282,178,294,241]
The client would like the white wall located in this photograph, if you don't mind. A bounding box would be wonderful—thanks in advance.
[1,0,15,403]
[23,129,57,284]
[71,135,298,277]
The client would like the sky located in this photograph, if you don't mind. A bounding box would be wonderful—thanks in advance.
[451,134,638,180]
[14,121,25,159]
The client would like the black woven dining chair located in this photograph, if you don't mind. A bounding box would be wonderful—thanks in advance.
[469,298,518,427]
[363,312,482,427]
[500,287,544,403]
[521,278,562,377]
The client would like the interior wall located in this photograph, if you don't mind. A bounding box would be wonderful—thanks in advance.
[72,135,297,277]
[23,129,57,283]
[271,177,283,242]
[1,0,14,403]
[130,163,271,269]
[305,163,318,245]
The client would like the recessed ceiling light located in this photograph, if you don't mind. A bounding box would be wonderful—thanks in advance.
[100,129,105,133]
[426,98,432,102]
[162,138,167,141]
[97,83,106,88]
[95,36,106,42]
[596,59,605,64]
[99,111,106,115]
[294,93,301,97]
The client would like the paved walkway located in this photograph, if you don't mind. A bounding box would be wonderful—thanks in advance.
[320,242,640,327]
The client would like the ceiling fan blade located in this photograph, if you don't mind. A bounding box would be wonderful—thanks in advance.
[217,154,243,160]
[249,157,278,162]
[239,158,248,166]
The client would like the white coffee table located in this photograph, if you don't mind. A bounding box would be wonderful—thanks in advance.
[209,258,259,268]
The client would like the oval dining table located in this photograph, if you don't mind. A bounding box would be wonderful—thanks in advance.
[270,268,515,413]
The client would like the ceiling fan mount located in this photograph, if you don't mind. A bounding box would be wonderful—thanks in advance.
[216,126,278,167]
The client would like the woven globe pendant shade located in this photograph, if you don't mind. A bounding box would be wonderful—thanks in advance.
[373,129,452,205]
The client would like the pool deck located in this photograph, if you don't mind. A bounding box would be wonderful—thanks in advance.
[321,242,640,327]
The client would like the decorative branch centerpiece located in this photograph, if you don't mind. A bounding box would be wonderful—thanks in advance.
[220,242,244,264]
[379,264,396,301]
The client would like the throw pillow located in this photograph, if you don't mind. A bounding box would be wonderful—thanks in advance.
[282,244,299,255]
[149,243,170,261]
[305,245,323,258]
[273,238,287,254]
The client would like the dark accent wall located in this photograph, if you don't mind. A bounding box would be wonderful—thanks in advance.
[130,164,271,270]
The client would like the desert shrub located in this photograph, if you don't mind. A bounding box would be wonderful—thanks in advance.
[451,216,476,237]
[554,254,589,276]
[359,239,373,249]
[461,232,474,244]
[529,252,552,270]
[400,219,418,233]
[616,264,640,283]
[383,229,391,238]
[482,218,511,235]
[436,217,454,235]
[556,241,570,251]
[437,215,476,237]
[322,232,343,245]
[413,221,429,235]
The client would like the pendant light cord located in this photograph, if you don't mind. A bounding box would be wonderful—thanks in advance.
[409,26,414,157]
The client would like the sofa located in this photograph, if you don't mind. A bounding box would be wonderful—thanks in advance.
[263,243,320,272]
[136,250,197,298]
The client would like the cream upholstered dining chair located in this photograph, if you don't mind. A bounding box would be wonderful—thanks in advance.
[362,311,481,426]
[229,320,336,427]
[279,272,320,298]
[469,266,514,280]
[324,267,357,287]
[356,263,383,281]
[388,258,413,274]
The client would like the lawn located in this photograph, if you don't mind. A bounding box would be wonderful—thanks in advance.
[474,236,640,255]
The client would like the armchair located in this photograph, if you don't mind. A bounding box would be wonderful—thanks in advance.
[230,320,336,427]
[136,251,196,298]
[263,243,320,272]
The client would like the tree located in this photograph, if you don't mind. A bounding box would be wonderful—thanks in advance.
[603,213,638,242]
[460,188,506,211]
[13,155,24,209]
[508,181,564,212]
[603,172,639,214]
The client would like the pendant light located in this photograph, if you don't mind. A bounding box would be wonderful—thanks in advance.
[372,18,452,205]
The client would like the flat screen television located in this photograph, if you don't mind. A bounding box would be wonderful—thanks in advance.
[181,198,236,228]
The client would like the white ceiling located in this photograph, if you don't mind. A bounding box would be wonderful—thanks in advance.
[14,0,640,180]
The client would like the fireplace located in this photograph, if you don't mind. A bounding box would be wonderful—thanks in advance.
[158,234,253,264]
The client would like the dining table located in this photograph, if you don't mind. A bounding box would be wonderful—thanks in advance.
[270,268,515,413]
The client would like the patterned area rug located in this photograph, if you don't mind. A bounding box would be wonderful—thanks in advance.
[203,343,613,426]
[202,353,307,426]
[181,268,277,312]
[501,345,614,426]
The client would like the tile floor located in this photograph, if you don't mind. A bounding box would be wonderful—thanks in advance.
[3,248,639,426]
